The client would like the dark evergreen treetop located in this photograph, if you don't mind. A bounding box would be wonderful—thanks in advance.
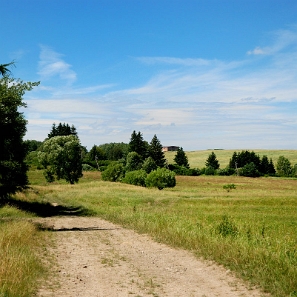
[149,134,166,168]
[205,152,220,169]
[174,147,189,168]
[48,122,77,138]
[128,130,148,159]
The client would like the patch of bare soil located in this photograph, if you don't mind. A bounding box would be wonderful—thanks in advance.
[35,217,267,297]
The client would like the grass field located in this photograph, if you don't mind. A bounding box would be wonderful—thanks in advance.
[1,150,297,296]
[165,149,297,168]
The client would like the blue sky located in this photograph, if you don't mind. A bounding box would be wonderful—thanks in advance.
[1,0,297,150]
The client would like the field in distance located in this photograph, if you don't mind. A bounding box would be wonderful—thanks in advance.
[164,149,297,168]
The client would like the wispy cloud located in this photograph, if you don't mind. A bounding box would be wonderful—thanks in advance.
[38,45,77,84]
[25,27,297,150]
[247,27,297,55]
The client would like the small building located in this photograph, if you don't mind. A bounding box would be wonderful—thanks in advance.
[162,146,179,152]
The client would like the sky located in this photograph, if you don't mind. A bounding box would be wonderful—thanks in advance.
[1,0,297,151]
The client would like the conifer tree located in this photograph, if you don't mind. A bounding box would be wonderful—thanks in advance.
[174,147,189,168]
[205,152,220,169]
[128,130,148,159]
[149,134,166,168]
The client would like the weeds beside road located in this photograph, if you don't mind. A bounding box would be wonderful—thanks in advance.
[0,171,296,296]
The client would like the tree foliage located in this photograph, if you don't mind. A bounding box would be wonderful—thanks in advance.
[101,162,124,182]
[142,157,157,174]
[0,63,39,198]
[97,142,129,161]
[145,168,176,190]
[276,156,292,177]
[38,135,83,184]
[125,152,143,172]
[205,152,220,170]
[48,122,77,138]
[128,130,148,159]
[174,147,189,168]
[149,134,166,168]
[229,150,275,176]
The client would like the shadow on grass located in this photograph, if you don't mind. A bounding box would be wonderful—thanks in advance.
[1,197,94,218]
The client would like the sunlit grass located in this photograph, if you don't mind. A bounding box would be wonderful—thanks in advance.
[0,220,47,297]
[165,149,297,168]
[15,170,297,297]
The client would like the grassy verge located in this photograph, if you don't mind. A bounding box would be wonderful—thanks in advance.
[15,170,297,297]
[0,218,47,297]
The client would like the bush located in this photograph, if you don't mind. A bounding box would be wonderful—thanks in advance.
[142,157,157,173]
[125,152,143,172]
[145,168,176,190]
[101,163,124,182]
[205,166,215,175]
[82,164,95,171]
[239,162,260,177]
[168,164,201,176]
[217,215,238,237]
[122,170,147,187]
[217,167,235,176]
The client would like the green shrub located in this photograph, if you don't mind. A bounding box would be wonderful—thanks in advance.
[239,162,260,177]
[122,170,147,187]
[205,166,215,175]
[217,215,238,237]
[217,167,235,176]
[145,168,176,190]
[82,164,95,171]
[223,183,236,192]
[101,163,124,182]
[125,152,143,172]
[168,164,201,176]
[142,157,157,173]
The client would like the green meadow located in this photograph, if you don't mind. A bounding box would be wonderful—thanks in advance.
[165,149,297,168]
[0,149,296,296]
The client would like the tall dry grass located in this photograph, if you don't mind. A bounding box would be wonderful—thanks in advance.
[0,220,46,297]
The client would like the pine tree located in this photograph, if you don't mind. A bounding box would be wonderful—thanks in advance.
[48,123,77,138]
[205,152,220,169]
[128,130,148,159]
[174,147,189,168]
[149,134,166,168]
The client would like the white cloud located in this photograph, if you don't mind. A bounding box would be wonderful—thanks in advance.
[247,46,266,55]
[24,28,297,150]
[38,45,77,84]
[247,27,297,56]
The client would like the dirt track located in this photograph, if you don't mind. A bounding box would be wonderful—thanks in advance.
[36,217,267,297]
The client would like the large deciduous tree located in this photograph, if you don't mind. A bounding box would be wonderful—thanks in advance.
[38,135,83,184]
[0,63,39,199]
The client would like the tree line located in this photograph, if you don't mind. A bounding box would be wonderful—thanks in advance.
[1,62,296,199]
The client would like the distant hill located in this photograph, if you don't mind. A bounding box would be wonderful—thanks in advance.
[164,149,297,169]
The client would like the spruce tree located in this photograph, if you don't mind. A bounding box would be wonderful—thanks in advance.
[174,147,189,168]
[128,130,148,159]
[205,152,220,169]
[149,134,166,168]
[48,122,77,138]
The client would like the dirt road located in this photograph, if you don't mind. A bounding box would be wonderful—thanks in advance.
[36,217,267,297]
